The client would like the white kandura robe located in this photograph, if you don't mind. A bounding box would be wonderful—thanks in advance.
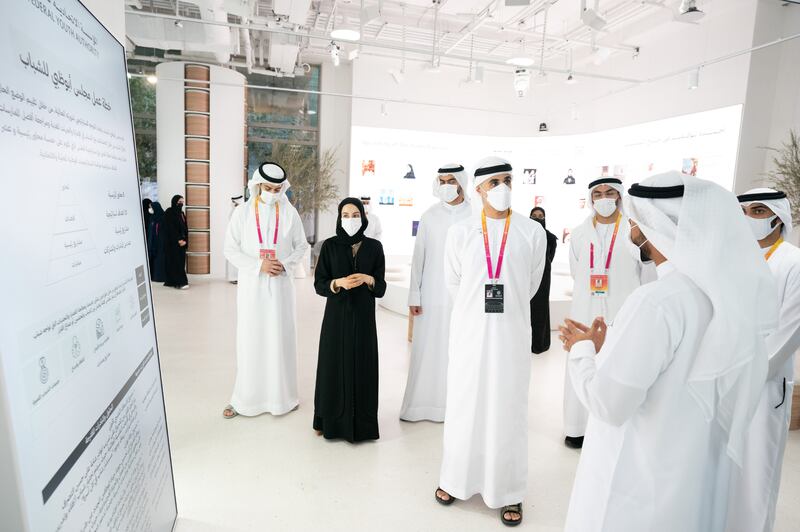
[224,197,310,416]
[364,211,383,241]
[726,241,800,532]
[439,212,545,508]
[566,262,731,532]
[564,216,645,438]
[226,202,240,282]
[401,200,472,422]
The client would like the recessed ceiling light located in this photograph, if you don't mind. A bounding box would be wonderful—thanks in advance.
[506,57,535,67]
[330,28,361,41]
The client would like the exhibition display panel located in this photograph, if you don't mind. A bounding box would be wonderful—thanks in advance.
[0,1,177,531]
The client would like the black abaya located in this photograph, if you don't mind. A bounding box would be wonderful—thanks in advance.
[313,199,387,442]
[149,202,166,282]
[163,195,189,288]
[531,227,558,353]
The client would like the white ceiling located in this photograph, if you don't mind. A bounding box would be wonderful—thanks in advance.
[124,0,716,80]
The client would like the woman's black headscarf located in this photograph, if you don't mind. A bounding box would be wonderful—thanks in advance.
[151,201,165,218]
[170,195,184,210]
[530,206,546,229]
[142,198,153,226]
[334,197,369,246]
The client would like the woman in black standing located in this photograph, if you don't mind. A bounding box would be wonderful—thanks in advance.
[149,202,167,282]
[163,194,189,289]
[530,207,558,353]
[313,198,386,442]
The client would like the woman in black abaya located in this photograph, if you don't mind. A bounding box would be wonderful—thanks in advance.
[163,195,189,289]
[149,202,167,282]
[530,207,558,353]
[313,198,386,442]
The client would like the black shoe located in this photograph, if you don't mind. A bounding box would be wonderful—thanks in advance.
[564,436,584,449]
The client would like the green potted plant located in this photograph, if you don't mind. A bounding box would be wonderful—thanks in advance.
[765,130,800,244]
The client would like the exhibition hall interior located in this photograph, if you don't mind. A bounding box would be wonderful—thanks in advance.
[2,0,800,531]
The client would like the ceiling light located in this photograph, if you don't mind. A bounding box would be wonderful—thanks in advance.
[471,66,484,84]
[688,67,700,90]
[581,7,607,31]
[506,57,535,67]
[146,74,158,84]
[566,72,576,84]
[330,28,361,41]
[424,62,441,74]
[513,69,531,98]
[329,42,340,67]
[679,0,705,22]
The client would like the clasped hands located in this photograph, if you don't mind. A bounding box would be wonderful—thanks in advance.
[559,317,607,354]
[334,273,374,291]
[260,258,285,277]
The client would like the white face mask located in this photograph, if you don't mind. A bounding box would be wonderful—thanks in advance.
[593,197,618,218]
[342,218,363,237]
[747,215,779,240]
[148,207,154,214]
[260,189,279,204]
[437,184,459,203]
[485,183,512,211]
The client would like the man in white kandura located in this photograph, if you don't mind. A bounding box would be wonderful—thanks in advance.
[563,177,648,448]
[435,157,546,528]
[222,162,310,419]
[361,196,383,241]
[400,164,472,423]
[560,171,777,532]
[726,188,800,532]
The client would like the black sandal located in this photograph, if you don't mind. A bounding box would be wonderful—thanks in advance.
[501,503,523,527]
[434,487,455,506]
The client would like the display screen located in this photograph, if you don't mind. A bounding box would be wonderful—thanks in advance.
[350,104,743,261]
[0,1,177,530]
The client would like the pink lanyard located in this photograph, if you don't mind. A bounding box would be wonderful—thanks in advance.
[481,209,511,283]
[255,198,279,246]
[590,214,621,271]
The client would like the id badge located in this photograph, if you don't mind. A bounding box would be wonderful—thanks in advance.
[260,248,276,260]
[485,284,504,313]
[590,274,609,298]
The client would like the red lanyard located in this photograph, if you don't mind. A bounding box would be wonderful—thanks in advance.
[590,214,621,271]
[255,197,280,246]
[481,209,511,283]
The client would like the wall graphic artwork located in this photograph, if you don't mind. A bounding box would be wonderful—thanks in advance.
[350,104,743,263]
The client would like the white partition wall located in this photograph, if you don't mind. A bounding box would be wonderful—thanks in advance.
[157,62,246,278]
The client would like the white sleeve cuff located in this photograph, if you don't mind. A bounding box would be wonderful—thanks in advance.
[570,340,597,360]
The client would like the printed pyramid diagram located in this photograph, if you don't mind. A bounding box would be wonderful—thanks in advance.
[47,182,101,285]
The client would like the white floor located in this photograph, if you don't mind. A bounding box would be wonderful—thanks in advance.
[152,276,800,532]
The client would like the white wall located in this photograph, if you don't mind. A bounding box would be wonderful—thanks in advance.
[317,61,354,241]
[82,0,125,44]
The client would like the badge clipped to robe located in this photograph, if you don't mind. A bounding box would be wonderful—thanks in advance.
[481,210,511,314]
[260,248,276,260]
[485,283,505,313]
[589,214,620,299]
[589,274,609,297]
